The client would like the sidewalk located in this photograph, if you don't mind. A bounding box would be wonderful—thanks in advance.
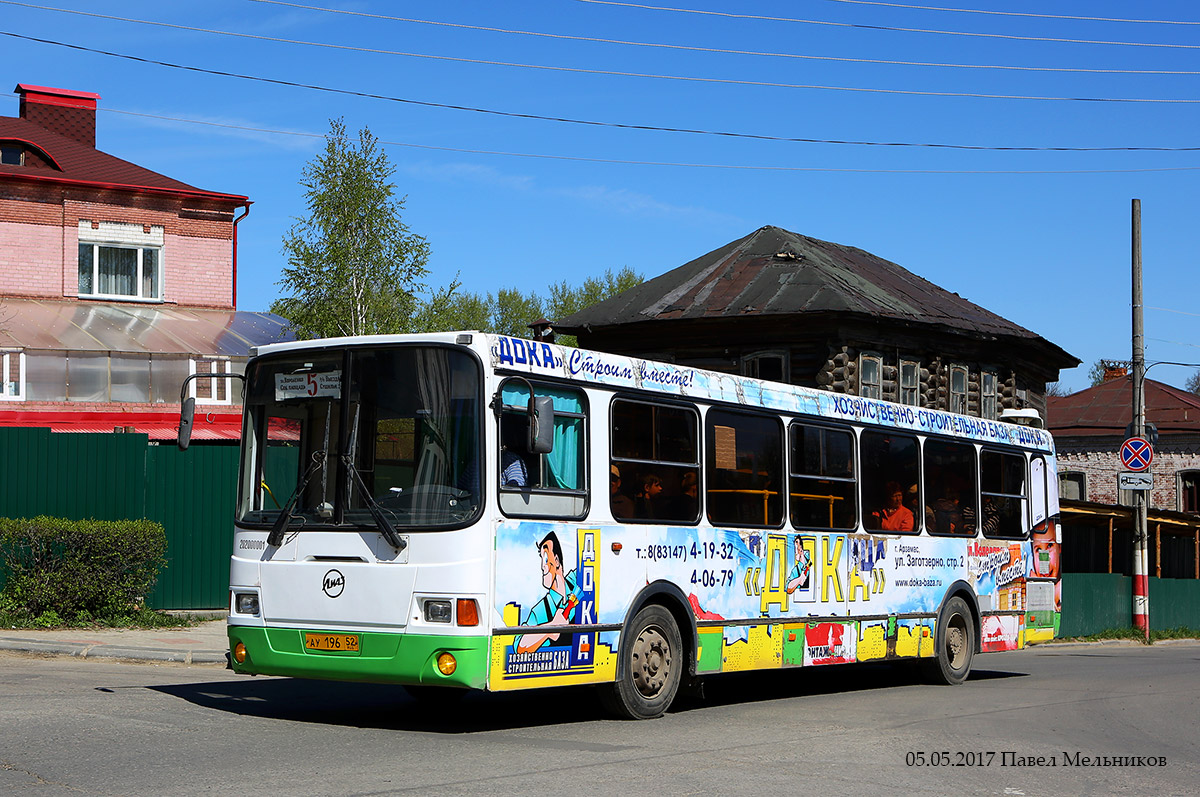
[0,618,230,665]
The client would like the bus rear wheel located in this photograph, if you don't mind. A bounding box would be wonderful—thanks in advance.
[923,595,974,685]
[601,605,682,720]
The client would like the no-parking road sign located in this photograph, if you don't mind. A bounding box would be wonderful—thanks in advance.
[1120,437,1154,472]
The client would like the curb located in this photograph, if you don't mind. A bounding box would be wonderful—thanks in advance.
[0,638,228,665]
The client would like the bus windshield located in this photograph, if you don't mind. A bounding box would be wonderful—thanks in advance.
[237,345,482,531]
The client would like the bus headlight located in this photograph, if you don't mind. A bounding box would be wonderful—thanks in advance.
[235,593,260,615]
[233,642,247,664]
[423,600,452,623]
[437,652,457,675]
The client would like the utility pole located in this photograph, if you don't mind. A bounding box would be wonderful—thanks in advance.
[1131,198,1150,641]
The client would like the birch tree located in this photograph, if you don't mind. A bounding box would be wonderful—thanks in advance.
[272,118,437,339]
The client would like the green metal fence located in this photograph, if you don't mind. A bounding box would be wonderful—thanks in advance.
[1060,572,1200,635]
[0,427,237,609]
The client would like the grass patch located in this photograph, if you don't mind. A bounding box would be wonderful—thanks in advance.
[0,607,197,630]
[1053,626,1200,644]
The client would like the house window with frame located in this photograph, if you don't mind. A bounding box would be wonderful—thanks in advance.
[1058,471,1086,502]
[79,243,161,300]
[743,351,787,384]
[981,370,998,420]
[859,354,882,399]
[899,360,920,406]
[1,350,26,401]
[1,144,23,165]
[1178,471,1200,514]
[949,365,968,414]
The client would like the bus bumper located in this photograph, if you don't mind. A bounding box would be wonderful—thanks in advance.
[227,626,490,689]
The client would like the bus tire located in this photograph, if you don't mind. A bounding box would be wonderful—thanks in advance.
[600,604,682,719]
[923,595,974,685]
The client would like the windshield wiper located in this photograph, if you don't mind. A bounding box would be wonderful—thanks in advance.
[267,450,327,547]
[342,454,407,552]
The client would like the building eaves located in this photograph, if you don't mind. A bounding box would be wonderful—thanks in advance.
[0,116,246,203]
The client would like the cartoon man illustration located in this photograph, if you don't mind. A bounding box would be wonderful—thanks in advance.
[785,536,813,594]
[515,531,579,653]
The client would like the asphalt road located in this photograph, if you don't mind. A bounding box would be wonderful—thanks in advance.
[2,643,1198,796]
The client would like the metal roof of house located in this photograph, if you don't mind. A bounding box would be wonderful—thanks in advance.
[1047,376,1200,437]
[0,299,292,356]
[556,225,1078,367]
[0,115,247,203]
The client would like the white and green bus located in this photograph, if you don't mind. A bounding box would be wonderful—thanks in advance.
[201,332,1061,719]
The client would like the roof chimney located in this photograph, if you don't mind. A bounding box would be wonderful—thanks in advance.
[15,83,101,148]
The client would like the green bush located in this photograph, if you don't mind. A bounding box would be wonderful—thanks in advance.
[0,516,167,624]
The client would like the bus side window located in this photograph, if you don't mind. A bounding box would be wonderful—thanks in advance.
[923,439,977,536]
[705,409,784,528]
[789,422,857,531]
[497,381,588,520]
[859,431,920,534]
[611,398,700,523]
[980,449,1028,539]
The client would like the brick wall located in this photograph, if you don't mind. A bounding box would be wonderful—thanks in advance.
[1057,438,1200,511]
[0,182,236,308]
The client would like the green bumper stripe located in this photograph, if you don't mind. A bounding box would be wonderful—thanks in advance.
[229,626,490,689]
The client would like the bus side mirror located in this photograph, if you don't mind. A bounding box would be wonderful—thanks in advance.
[528,395,554,454]
[178,397,195,451]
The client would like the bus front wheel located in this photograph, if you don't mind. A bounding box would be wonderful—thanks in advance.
[601,604,682,719]
[924,595,974,685]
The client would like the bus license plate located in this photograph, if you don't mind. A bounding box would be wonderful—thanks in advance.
[304,632,360,652]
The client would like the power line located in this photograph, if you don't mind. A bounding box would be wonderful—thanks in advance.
[94,107,1200,174]
[820,0,1200,27]
[5,31,1200,152]
[247,0,1200,76]
[572,0,1200,49]
[3,25,1200,106]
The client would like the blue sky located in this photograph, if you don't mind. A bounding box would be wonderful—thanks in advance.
[2,0,1198,391]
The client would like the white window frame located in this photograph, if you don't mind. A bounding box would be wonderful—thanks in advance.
[981,370,998,420]
[189,358,233,405]
[0,350,26,401]
[949,365,968,414]
[899,360,920,406]
[77,221,165,302]
[858,353,882,399]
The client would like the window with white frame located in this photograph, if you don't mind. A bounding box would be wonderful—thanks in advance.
[900,360,920,406]
[1,350,25,401]
[949,365,968,414]
[190,358,236,405]
[859,353,882,399]
[981,370,998,420]
[77,221,164,301]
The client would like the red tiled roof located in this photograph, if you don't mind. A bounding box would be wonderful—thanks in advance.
[1047,375,1200,437]
[0,115,247,203]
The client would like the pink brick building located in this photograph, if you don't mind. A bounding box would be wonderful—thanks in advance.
[0,83,291,438]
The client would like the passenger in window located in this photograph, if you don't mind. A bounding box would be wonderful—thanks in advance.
[869,481,914,532]
[610,465,635,518]
[929,480,965,534]
[635,473,664,518]
[673,471,699,519]
[500,416,529,487]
